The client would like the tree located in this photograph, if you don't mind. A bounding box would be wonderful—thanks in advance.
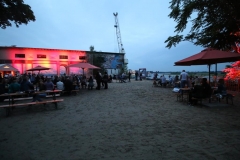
[223,61,240,79]
[86,46,105,75]
[165,0,240,51]
[89,45,94,52]
[223,45,240,79]
[0,0,35,29]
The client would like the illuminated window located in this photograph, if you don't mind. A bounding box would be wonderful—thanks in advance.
[37,54,46,58]
[15,54,25,58]
[79,56,86,60]
[60,55,68,59]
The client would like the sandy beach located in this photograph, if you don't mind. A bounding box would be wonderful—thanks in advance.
[0,80,240,160]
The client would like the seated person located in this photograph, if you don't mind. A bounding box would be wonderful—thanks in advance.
[44,78,54,90]
[8,78,20,93]
[20,76,34,93]
[38,79,46,91]
[72,76,79,90]
[20,76,42,102]
[152,80,157,86]
[214,79,227,96]
[88,76,94,90]
[188,78,211,105]
[119,75,126,83]
[56,78,64,90]
[80,75,87,89]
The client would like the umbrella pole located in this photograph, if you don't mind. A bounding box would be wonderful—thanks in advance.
[208,64,211,84]
[208,64,211,103]
[215,63,217,77]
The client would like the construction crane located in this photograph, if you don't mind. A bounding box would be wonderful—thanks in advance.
[113,12,125,54]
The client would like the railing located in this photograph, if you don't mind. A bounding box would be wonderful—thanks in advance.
[225,79,240,92]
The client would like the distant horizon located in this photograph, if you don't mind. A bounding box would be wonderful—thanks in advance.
[147,71,225,73]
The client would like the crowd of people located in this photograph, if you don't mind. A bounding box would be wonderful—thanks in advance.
[175,70,227,106]
[0,71,115,102]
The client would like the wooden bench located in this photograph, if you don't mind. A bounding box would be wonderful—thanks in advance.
[0,99,64,117]
[3,94,61,102]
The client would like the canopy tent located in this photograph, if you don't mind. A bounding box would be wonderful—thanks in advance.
[67,62,100,75]
[27,65,51,73]
[174,48,240,82]
[0,64,18,71]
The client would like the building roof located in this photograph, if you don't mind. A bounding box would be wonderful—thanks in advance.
[0,46,124,55]
[0,64,18,71]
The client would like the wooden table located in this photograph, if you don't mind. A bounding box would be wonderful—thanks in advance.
[41,90,62,100]
[0,92,27,105]
[0,90,63,117]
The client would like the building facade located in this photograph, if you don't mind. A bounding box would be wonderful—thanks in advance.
[0,47,125,76]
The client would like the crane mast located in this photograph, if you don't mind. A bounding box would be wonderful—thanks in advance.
[113,12,125,54]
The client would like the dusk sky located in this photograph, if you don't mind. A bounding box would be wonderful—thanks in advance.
[0,0,232,72]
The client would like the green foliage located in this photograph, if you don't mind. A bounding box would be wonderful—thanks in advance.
[89,45,94,52]
[0,0,35,29]
[86,46,105,75]
[165,0,240,50]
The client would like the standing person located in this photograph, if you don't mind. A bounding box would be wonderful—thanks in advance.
[63,77,72,94]
[168,75,173,86]
[95,71,101,90]
[154,72,158,80]
[128,71,131,82]
[139,72,142,81]
[88,76,94,90]
[135,71,139,81]
[180,70,188,88]
[0,78,5,102]
[161,75,166,87]
[0,72,3,81]
[102,71,108,89]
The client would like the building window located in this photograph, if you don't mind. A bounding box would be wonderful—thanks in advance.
[59,55,68,59]
[79,56,86,60]
[37,54,46,58]
[15,54,25,58]
[0,60,12,63]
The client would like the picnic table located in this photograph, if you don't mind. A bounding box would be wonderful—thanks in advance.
[0,90,64,117]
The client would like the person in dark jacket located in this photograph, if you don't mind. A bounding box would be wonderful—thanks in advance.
[0,78,6,102]
[214,79,227,95]
[63,77,73,94]
[20,76,34,92]
[188,78,211,105]
[102,72,108,89]
[95,72,101,90]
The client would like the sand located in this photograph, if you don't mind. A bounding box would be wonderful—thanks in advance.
[0,80,240,160]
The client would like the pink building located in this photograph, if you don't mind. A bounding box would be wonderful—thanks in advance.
[0,46,126,76]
